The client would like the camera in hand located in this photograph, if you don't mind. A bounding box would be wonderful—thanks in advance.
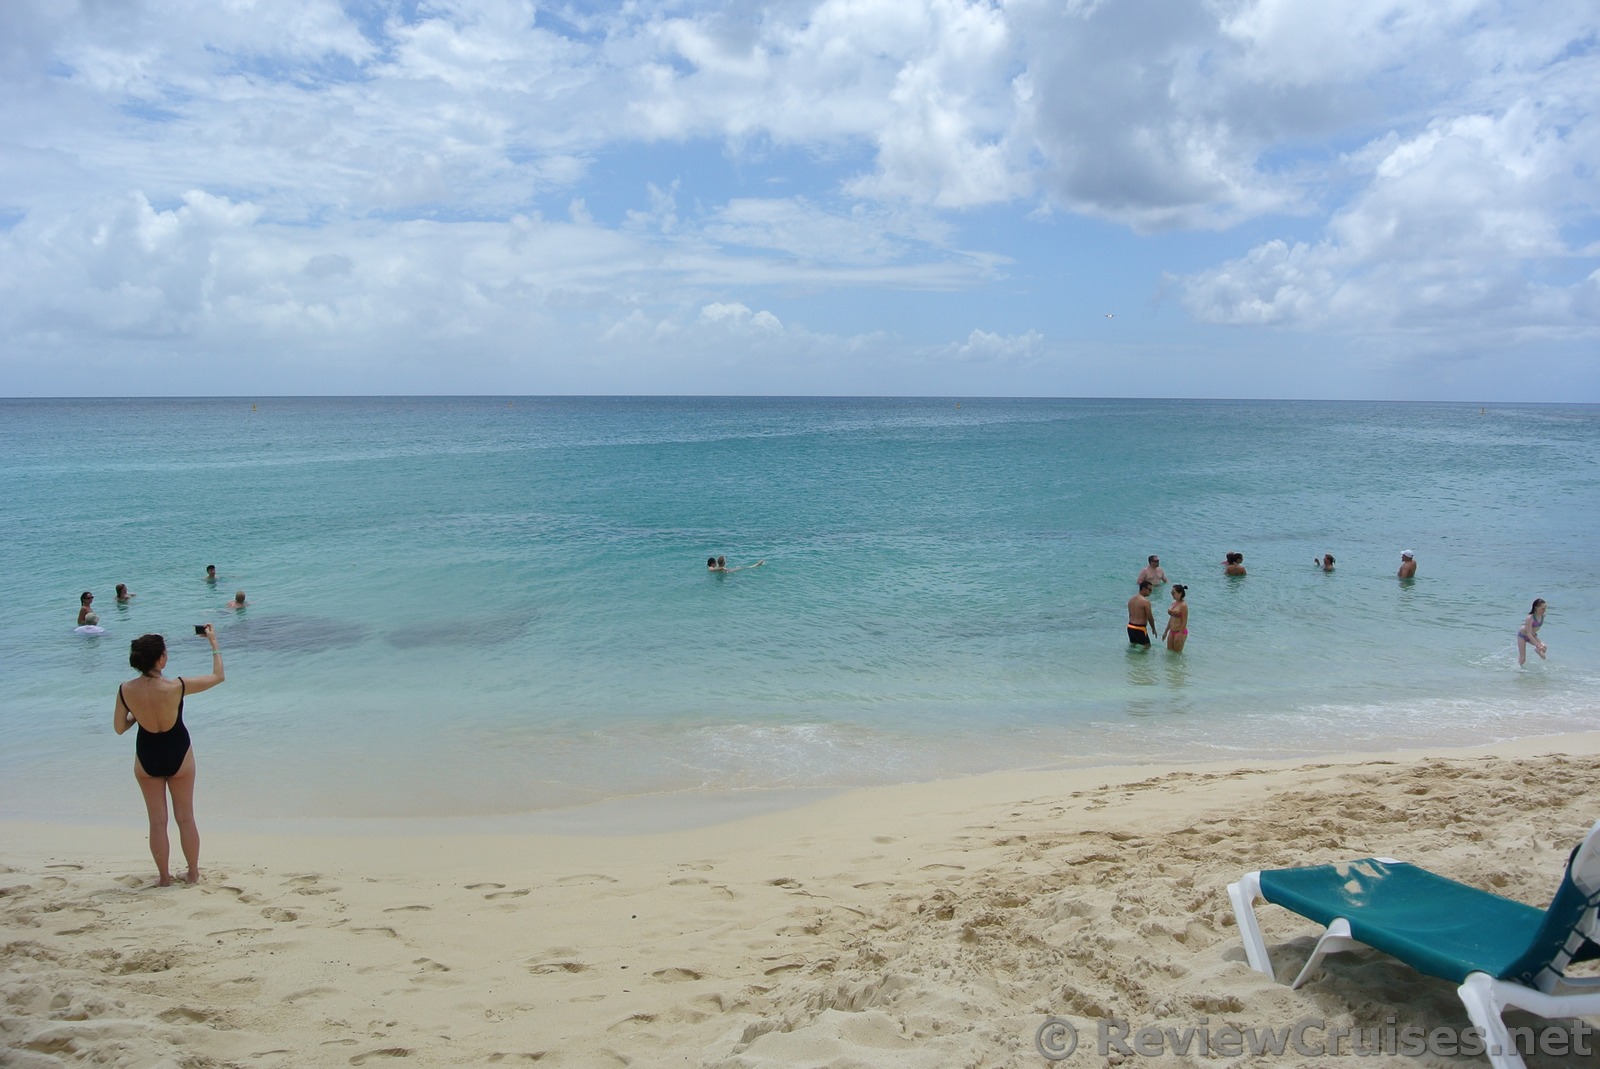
[194,624,208,635]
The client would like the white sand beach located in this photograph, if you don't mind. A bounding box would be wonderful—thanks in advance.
[6,736,1600,1068]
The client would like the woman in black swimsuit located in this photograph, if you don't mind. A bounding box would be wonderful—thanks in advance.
[113,626,225,886]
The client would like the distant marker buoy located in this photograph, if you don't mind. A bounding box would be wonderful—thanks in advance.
[251,403,257,412]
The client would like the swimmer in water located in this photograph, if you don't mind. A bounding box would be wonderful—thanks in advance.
[709,555,765,573]
[1397,550,1417,580]
[1316,553,1335,572]
[78,591,96,626]
[1517,598,1548,666]
[226,591,247,611]
[1223,552,1247,577]
[116,583,135,602]
[1161,584,1189,653]
[204,564,217,584]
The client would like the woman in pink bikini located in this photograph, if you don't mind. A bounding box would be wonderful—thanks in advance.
[1162,584,1189,653]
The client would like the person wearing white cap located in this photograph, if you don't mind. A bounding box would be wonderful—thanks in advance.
[1397,550,1417,580]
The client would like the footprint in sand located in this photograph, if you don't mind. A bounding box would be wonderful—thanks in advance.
[283,986,338,1004]
[465,882,503,891]
[527,960,588,974]
[485,888,529,900]
[761,960,804,976]
[349,1048,413,1064]
[215,885,264,903]
[651,967,703,982]
[261,907,299,922]
[383,905,432,913]
[158,1005,222,1025]
[555,873,618,885]
[484,1052,548,1063]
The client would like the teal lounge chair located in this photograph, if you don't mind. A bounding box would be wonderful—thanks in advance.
[1228,820,1600,1069]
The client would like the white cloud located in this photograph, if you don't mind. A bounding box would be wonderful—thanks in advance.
[1,0,1598,396]
[1178,101,1600,341]
[699,302,784,332]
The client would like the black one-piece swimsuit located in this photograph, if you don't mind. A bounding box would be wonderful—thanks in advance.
[122,678,191,778]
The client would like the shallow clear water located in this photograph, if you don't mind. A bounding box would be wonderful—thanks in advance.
[3,396,1596,820]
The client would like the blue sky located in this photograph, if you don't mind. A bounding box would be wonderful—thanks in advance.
[2,0,1597,399]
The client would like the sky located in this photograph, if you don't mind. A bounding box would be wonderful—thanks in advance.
[1,0,1597,400]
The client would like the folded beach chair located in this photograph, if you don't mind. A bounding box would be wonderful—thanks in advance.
[1228,819,1600,1069]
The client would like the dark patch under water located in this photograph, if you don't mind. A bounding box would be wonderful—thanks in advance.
[384,612,530,650]
[219,614,370,652]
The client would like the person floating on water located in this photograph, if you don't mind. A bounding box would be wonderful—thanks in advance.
[1518,598,1548,666]
[116,583,135,602]
[1223,552,1247,576]
[113,627,225,886]
[1127,580,1158,647]
[708,555,765,573]
[1397,550,1417,580]
[1316,553,1335,572]
[1161,584,1189,653]
[1136,554,1166,587]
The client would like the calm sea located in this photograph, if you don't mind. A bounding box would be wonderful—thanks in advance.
[3,397,1596,822]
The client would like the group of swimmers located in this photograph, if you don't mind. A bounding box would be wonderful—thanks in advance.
[1127,555,1187,652]
[75,585,136,632]
[76,566,247,633]
[1125,550,1548,666]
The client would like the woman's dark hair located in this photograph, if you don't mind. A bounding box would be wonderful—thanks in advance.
[1531,598,1546,614]
[81,590,93,603]
[129,634,166,674]
[1173,584,1187,598]
[708,557,717,567]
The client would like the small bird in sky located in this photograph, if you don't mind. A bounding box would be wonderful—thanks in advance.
[1104,313,1115,319]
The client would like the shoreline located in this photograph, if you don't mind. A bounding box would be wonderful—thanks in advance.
[7,732,1600,1066]
[14,728,1600,839]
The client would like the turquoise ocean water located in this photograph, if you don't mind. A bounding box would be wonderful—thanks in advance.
[3,397,1597,822]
